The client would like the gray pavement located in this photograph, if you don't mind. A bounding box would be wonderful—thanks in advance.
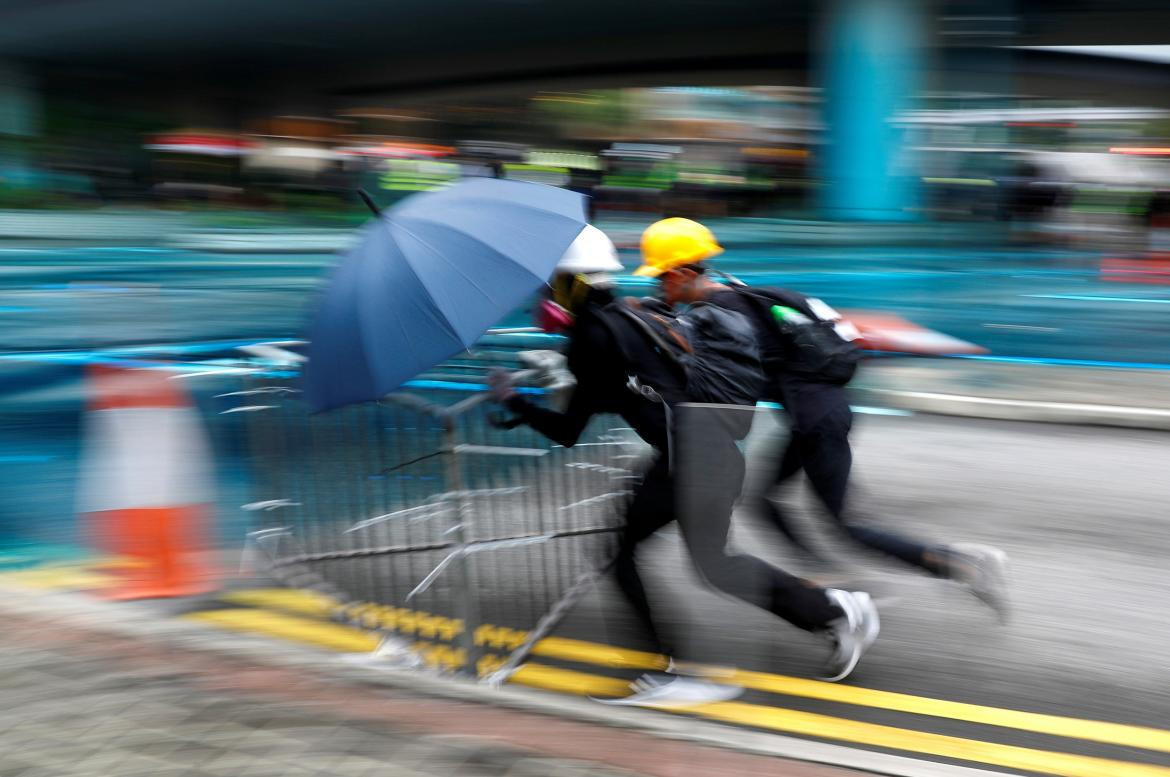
[0,603,857,777]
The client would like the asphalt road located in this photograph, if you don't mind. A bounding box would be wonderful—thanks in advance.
[203,404,1170,774]
[8,401,1169,776]
[539,410,1170,773]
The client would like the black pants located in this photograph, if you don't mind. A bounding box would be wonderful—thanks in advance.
[759,403,943,574]
[612,406,839,658]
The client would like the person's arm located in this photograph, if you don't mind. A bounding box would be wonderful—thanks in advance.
[504,383,597,448]
[494,319,609,448]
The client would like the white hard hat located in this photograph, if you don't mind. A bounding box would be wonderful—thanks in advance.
[555,225,623,274]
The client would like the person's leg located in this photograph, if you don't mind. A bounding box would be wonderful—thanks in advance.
[612,455,677,656]
[672,403,877,682]
[675,405,842,632]
[802,403,947,574]
[754,422,825,558]
[804,404,1011,619]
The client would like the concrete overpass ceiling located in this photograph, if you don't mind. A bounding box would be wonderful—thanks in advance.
[1,0,821,98]
[1012,1,1170,46]
[4,1,1169,63]
[0,0,812,68]
[4,0,1169,100]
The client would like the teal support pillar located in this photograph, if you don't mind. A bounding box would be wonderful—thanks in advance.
[0,60,41,192]
[819,0,923,221]
[0,60,39,137]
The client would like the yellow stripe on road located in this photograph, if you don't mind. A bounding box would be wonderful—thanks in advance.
[531,636,666,671]
[185,602,1170,776]
[185,609,380,653]
[510,663,630,698]
[220,588,341,618]
[525,635,1170,756]
[725,668,1170,756]
[195,589,1170,765]
[0,564,118,591]
[511,664,1170,777]
[698,702,1170,777]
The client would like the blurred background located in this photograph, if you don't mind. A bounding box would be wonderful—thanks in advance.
[4,0,1170,580]
[4,3,1170,775]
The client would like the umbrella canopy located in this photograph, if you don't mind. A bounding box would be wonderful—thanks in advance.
[304,178,588,411]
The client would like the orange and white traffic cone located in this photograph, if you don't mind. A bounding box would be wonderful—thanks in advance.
[78,364,216,599]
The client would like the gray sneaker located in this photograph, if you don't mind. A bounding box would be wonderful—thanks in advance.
[945,543,1010,623]
[820,589,880,682]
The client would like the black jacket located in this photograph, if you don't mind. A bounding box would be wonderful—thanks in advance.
[506,290,682,452]
[707,287,849,431]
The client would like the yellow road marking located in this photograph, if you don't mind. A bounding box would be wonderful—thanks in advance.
[531,637,666,671]
[186,602,1170,776]
[217,590,466,641]
[0,564,117,590]
[220,588,341,618]
[511,664,1170,777]
[185,609,380,653]
[510,663,630,697]
[187,607,493,673]
[698,702,1170,777]
[198,589,1170,761]
[525,635,1170,756]
[726,668,1170,756]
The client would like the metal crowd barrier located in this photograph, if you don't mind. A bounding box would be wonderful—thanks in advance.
[234,367,647,680]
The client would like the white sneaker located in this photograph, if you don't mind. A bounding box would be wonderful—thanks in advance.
[945,543,1010,623]
[595,673,743,708]
[820,589,880,682]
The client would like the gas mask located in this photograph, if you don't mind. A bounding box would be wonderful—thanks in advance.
[536,298,574,333]
[535,272,612,333]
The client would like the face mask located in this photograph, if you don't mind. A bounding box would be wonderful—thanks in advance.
[535,299,574,333]
[550,273,593,311]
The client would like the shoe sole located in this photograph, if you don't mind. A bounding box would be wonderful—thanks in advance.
[592,681,745,707]
[819,589,878,683]
[819,645,861,683]
[965,546,1011,623]
[854,591,881,650]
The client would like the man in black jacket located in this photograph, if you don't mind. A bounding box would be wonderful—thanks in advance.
[489,224,879,702]
[639,218,1009,621]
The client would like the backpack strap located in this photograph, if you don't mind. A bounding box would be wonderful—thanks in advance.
[731,284,817,319]
[615,300,692,356]
[592,301,686,381]
[725,285,785,338]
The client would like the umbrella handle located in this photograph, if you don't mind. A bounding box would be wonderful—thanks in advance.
[357,189,382,216]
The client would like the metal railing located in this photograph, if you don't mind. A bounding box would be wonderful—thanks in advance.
[236,367,646,679]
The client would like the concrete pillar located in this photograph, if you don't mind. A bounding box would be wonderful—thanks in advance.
[818,0,923,220]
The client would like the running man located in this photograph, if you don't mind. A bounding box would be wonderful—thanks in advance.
[489,225,880,703]
[633,217,1010,620]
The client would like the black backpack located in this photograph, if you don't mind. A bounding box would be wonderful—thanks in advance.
[600,298,764,407]
[732,286,862,386]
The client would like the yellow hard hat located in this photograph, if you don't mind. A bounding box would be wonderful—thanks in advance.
[633,217,724,277]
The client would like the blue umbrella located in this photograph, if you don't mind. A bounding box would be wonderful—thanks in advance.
[304,178,588,411]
